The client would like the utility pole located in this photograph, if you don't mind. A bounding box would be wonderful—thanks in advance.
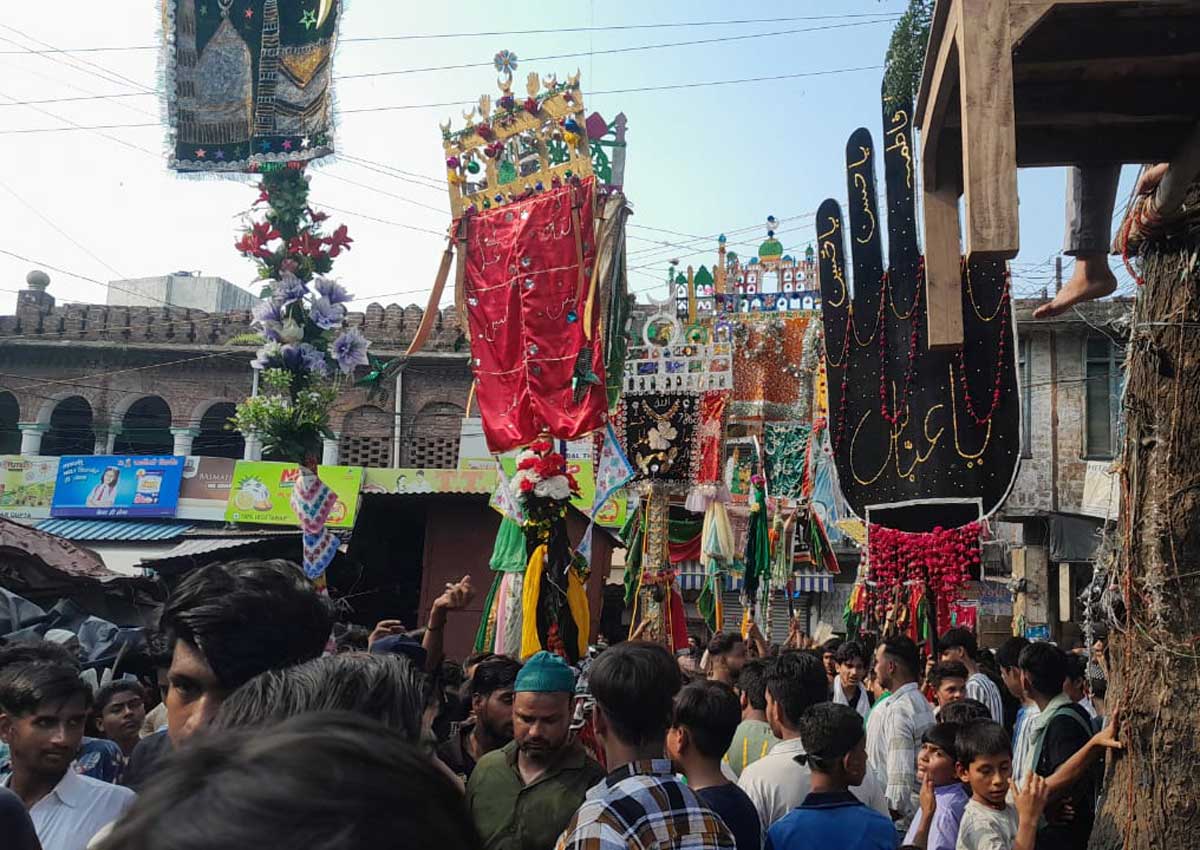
[1055,255,1062,292]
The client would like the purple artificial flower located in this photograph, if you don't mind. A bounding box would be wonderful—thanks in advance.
[252,299,284,341]
[331,327,371,374]
[309,296,346,331]
[298,342,329,378]
[313,276,353,305]
[273,271,308,307]
[251,341,282,370]
[279,344,303,371]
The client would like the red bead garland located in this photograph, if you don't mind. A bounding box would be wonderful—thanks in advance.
[955,266,1012,426]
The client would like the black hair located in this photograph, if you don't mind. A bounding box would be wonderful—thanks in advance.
[938,698,992,725]
[1064,653,1088,682]
[833,640,867,667]
[797,703,864,772]
[212,654,427,745]
[928,661,969,689]
[995,636,1029,671]
[738,658,770,711]
[939,627,978,660]
[0,662,93,717]
[95,680,146,715]
[922,721,960,760]
[671,680,740,759]
[764,651,828,727]
[0,641,80,672]
[589,641,681,748]
[1089,676,1108,700]
[880,635,921,679]
[1018,642,1067,698]
[95,712,482,850]
[955,720,1011,768]
[463,651,496,670]
[469,657,522,699]
[160,559,332,692]
[820,638,844,655]
[707,631,744,657]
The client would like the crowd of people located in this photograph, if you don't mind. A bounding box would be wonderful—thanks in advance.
[0,558,1123,850]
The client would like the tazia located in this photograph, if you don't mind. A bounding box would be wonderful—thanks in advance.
[331,327,370,374]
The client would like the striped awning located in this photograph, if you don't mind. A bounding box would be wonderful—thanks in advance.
[674,562,744,593]
[792,571,833,593]
[35,519,194,542]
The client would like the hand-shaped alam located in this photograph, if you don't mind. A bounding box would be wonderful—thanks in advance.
[816,90,1020,534]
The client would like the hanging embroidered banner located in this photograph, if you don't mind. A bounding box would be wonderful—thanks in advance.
[622,393,698,484]
[730,314,815,421]
[162,0,340,173]
[764,422,812,502]
[695,391,730,485]
[464,177,607,452]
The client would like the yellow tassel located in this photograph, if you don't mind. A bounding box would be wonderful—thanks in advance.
[520,545,547,659]
[566,567,590,660]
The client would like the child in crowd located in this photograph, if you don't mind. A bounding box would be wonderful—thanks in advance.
[667,680,762,850]
[902,723,969,850]
[954,720,1048,850]
[938,699,992,727]
[765,703,896,850]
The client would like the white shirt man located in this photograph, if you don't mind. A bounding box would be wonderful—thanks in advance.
[4,769,134,850]
[738,737,889,832]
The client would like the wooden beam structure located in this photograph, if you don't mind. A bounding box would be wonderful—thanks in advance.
[915,0,1200,348]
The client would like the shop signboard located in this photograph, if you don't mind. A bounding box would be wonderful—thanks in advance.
[225,462,362,528]
[51,455,185,518]
[177,456,237,521]
[0,456,60,521]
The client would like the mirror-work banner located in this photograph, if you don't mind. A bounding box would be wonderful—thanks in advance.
[162,0,340,173]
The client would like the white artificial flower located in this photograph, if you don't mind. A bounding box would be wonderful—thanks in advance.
[534,475,571,501]
[647,423,677,451]
[279,318,305,344]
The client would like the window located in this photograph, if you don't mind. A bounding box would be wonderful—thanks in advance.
[1019,337,1032,457]
[1084,335,1122,459]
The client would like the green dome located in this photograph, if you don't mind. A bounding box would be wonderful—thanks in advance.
[758,237,783,259]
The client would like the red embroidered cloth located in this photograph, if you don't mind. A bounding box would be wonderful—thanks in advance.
[463,178,607,452]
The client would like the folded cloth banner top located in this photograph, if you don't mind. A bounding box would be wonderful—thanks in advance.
[465,177,607,452]
[163,0,340,173]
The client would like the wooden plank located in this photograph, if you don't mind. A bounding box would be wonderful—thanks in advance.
[957,0,1020,259]
[924,184,965,349]
[1013,53,1200,82]
[915,0,957,124]
[918,19,962,190]
[1016,122,1196,166]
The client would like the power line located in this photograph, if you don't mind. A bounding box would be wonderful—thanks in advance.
[0,12,901,55]
[0,63,884,133]
[337,19,896,81]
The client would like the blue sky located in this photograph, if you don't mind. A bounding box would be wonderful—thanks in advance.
[0,1,1138,314]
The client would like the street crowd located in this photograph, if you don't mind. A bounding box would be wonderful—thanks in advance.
[0,558,1122,850]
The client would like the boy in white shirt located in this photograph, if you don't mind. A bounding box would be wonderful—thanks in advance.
[953,720,1046,850]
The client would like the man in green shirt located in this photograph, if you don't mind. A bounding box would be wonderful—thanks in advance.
[467,652,605,850]
[724,659,779,777]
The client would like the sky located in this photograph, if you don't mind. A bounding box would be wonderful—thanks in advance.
[0,1,1140,316]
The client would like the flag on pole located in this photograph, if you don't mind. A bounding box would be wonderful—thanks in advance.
[489,457,526,523]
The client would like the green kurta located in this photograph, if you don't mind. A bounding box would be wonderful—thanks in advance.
[466,739,605,850]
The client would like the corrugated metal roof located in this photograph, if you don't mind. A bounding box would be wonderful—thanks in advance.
[146,537,267,562]
[35,519,194,542]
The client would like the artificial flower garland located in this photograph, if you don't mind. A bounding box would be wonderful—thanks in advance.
[230,168,368,467]
[866,522,980,635]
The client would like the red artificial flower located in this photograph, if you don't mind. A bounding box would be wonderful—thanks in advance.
[287,232,326,258]
[523,97,539,114]
[325,224,354,257]
[476,123,494,140]
[530,439,552,453]
[517,457,538,471]
[234,232,275,261]
[251,221,280,243]
[518,478,535,492]
[308,208,330,223]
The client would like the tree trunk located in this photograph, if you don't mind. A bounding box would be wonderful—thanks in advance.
[1090,191,1200,848]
